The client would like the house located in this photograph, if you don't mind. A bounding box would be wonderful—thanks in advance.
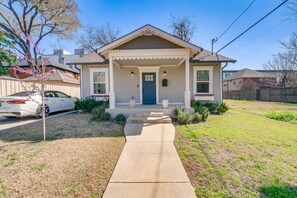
[6,58,80,79]
[223,68,274,91]
[69,24,236,114]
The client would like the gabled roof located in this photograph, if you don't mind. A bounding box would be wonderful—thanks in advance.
[69,24,236,65]
[192,49,236,63]
[67,52,107,65]
[24,69,80,85]
[97,24,203,56]
[224,68,270,81]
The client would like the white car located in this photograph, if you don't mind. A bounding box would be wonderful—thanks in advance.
[0,91,76,118]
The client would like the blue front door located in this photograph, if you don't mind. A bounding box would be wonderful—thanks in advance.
[142,73,156,104]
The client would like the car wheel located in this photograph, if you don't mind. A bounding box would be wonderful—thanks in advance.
[36,105,50,118]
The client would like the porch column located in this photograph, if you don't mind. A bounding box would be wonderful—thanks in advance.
[109,55,115,109]
[184,56,191,108]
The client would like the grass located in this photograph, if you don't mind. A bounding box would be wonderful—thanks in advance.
[265,111,297,124]
[0,113,125,198]
[175,100,297,197]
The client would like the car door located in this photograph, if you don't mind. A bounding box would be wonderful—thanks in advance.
[44,91,60,112]
[55,91,74,110]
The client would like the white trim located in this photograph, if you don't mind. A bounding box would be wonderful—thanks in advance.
[89,68,109,96]
[80,65,83,98]
[193,66,214,94]
[138,66,160,104]
[97,25,202,55]
[110,48,189,60]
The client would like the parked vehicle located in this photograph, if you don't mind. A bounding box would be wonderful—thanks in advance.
[0,91,76,118]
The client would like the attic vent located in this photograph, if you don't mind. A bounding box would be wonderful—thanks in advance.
[140,29,156,36]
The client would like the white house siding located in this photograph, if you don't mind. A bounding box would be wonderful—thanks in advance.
[114,66,140,104]
[159,65,185,104]
[81,62,222,103]
[190,63,222,103]
[81,64,108,97]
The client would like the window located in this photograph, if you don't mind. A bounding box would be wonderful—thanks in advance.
[55,91,69,98]
[193,66,213,94]
[90,68,108,95]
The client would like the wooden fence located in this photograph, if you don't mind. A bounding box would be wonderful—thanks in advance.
[0,77,80,98]
[223,87,297,103]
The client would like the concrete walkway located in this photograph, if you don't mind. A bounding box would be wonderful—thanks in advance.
[103,114,196,198]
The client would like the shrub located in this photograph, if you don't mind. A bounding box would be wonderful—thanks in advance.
[217,102,229,115]
[193,112,202,122]
[115,113,127,122]
[204,102,219,114]
[195,106,210,121]
[177,110,194,125]
[90,106,106,120]
[172,106,184,117]
[75,97,109,112]
[265,112,297,122]
[100,112,111,121]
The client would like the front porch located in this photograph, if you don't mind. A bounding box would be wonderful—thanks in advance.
[106,104,193,117]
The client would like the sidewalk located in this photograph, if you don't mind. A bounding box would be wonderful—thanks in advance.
[103,116,196,198]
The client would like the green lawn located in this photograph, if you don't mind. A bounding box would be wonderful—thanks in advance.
[175,100,297,198]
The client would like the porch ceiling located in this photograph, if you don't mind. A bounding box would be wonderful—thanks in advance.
[115,58,184,67]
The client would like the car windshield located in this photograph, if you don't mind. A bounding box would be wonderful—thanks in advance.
[9,91,37,96]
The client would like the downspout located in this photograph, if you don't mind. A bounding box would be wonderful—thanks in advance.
[222,62,229,102]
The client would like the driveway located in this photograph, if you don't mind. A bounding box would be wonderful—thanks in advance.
[0,110,78,131]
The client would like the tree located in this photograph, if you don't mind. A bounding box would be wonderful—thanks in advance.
[2,32,52,141]
[264,33,297,89]
[0,0,80,65]
[169,16,196,42]
[288,0,297,21]
[76,23,121,52]
[0,32,16,75]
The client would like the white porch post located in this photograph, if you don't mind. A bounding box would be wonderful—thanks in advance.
[109,53,115,109]
[184,55,191,108]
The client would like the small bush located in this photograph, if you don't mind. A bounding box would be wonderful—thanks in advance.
[193,112,202,122]
[172,106,184,117]
[177,110,194,125]
[265,112,297,123]
[115,113,127,122]
[204,102,219,114]
[75,97,108,112]
[90,106,106,120]
[195,106,210,121]
[217,102,229,115]
[100,112,111,121]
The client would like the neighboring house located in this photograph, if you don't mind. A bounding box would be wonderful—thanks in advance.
[6,58,80,79]
[69,24,236,111]
[43,48,89,66]
[223,68,274,91]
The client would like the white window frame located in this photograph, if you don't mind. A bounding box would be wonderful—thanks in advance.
[193,66,213,94]
[90,68,109,96]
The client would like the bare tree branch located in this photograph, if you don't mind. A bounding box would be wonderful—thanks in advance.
[169,16,196,42]
[76,23,121,52]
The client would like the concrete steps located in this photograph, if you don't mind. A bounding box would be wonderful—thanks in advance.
[127,112,172,124]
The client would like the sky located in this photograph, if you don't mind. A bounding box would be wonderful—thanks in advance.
[40,0,297,70]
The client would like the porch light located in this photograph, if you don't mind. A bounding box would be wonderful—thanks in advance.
[163,71,167,76]
[131,71,134,78]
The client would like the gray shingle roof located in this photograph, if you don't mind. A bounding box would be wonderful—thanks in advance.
[224,68,270,81]
[66,52,107,65]
[192,49,236,63]
[24,69,80,85]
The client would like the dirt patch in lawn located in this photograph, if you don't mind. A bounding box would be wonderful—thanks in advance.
[0,113,125,198]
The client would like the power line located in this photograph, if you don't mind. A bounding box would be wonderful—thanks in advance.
[217,0,256,41]
[224,17,292,53]
[211,0,256,53]
[216,0,289,54]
